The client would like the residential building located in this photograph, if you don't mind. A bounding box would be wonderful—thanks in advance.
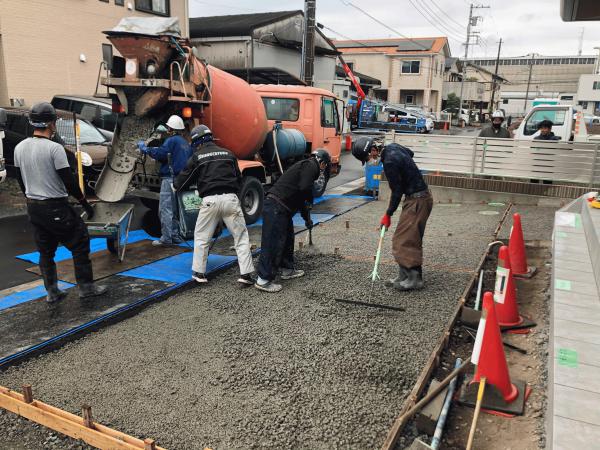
[443,61,506,113]
[334,65,381,102]
[189,11,338,92]
[0,0,189,107]
[577,74,600,115]
[333,37,451,113]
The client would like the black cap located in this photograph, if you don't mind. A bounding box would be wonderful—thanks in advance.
[29,102,57,128]
[352,136,375,165]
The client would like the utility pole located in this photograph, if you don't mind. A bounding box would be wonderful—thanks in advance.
[489,38,502,112]
[578,27,585,56]
[523,54,535,115]
[458,3,489,122]
[301,0,316,86]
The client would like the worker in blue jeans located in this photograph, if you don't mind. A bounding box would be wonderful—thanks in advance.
[255,150,331,293]
[138,115,191,246]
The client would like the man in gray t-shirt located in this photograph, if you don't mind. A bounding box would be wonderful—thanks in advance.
[14,103,107,303]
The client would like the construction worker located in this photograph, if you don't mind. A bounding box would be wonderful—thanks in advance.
[138,115,191,246]
[255,150,331,293]
[13,103,107,302]
[479,110,511,138]
[352,137,433,291]
[534,119,560,140]
[174,125,255,285]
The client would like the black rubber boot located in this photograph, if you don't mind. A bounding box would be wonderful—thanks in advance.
[75,262,108,299]
[385,265,408,288]
[40,264,67,304]
[395,266,424,291]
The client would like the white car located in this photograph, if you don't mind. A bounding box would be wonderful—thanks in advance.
[442,108,470,125]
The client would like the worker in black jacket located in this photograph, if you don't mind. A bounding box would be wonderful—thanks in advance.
[255,150,331,293]
[14,103,107,303]
[534,120,561,141]
[174,125,255,285]
[352,137,433,291]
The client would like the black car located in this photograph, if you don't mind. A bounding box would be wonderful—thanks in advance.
[51,95,117,135]
[1,107,110,187]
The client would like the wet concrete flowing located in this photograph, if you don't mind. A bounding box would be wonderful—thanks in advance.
[0,199,507,449]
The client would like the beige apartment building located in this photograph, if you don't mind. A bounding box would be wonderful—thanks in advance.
[333,37,450,113]
[0,0,188,107]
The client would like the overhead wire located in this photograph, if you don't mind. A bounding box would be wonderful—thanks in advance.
[406,0,465,43]
[419,0,467,37]
[429,0,467,30]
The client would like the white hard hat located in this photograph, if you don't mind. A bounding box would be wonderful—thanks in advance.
[166,115,185,130]
[492,110,505,119]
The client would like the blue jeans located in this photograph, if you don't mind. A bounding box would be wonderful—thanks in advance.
[257,197,295,281]
[159,177,181,243]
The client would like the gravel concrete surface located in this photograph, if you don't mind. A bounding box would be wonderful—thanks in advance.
[0,198,509,449]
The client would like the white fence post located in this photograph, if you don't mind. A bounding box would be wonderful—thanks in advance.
[470,137,478,177]
[590,143,599,188]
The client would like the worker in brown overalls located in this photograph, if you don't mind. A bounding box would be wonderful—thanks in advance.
[352,137,433,291]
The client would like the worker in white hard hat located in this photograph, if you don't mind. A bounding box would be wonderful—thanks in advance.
[479,110,512,138]
[138,115,191,246]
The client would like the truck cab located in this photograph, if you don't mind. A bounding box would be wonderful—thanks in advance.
[515,105,575,141]
[252,85,342,175]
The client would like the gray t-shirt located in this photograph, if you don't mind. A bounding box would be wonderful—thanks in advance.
[14,137,70,200]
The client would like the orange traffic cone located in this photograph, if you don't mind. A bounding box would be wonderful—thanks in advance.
[508,213,536,278]
[473,292,518,403]
[459,291,527,415]
[494,246,522,328]
[345,135,352,152]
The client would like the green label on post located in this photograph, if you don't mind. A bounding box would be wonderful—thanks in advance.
[555,231,568,239]
[558,348,578,368]
[575,215,582,228]
[555,279,572,291]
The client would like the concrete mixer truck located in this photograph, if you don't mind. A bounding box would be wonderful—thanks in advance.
[93,17,342,224]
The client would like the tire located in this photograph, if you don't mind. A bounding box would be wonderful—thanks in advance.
[312,170,329,198]
[240,176,264,225]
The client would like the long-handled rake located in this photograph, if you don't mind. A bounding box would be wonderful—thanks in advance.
[335,227,405,312]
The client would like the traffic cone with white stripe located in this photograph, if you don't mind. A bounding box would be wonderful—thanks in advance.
[508,213,536,278]
[494,246,536,332]
[459,292,527,415]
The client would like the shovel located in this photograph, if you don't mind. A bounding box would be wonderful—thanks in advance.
[335,227,405,312]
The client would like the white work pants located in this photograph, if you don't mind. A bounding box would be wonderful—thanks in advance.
[192,193,254,275]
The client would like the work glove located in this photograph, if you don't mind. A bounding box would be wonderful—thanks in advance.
[380,214,391,230]
[81,199,94,220]
[305,219,314,230]
[137,140,148,154]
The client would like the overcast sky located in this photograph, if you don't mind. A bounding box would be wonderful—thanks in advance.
[188,0,600,58]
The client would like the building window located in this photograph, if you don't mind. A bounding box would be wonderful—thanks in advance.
[405,94,415,105]
[502,99,509,104]
[99,0,108,2]
[115,0,124,5]
[135,0,169,16]
[346,62,354,71]
[401,60,420,74]
[593,81,600,90]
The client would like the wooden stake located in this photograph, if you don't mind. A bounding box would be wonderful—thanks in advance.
[299,241,304,249]
[144,438,157,450]
[82,404,94,429]
[334,247,339,255]
[22,385,33,404]
[345,220,350,229]
[466,377,486,450]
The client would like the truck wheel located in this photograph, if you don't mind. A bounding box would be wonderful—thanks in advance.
[240,176,264,225]
[313,171,329,198]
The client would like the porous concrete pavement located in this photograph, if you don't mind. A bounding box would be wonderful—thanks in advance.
[0,198,510,449]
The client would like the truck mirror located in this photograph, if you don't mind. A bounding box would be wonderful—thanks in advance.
[102,44,113,71]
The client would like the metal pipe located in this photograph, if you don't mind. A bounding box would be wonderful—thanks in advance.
[474,270,484,311]
[430,358,462,450]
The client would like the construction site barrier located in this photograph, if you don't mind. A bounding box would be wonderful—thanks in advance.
[385,132,600,187]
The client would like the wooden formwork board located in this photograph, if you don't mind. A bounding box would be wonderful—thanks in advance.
[0,385,166,450]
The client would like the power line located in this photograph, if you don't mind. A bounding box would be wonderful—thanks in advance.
[338,0,457,50]
[407,0,465,42]
[429,0,467,30]
[421,0,467,37]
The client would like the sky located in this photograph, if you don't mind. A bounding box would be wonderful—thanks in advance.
[188,0,600,58]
